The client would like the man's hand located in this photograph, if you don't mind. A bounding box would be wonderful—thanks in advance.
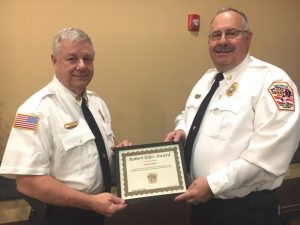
[164,129,186,143]
[89,193,127,217]
[175,177,213,205]
[111,140,133,152]
[17,175,128,217]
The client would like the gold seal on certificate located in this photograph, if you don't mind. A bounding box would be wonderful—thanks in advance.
[115,141,188,202]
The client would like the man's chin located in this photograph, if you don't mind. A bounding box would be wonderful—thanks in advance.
[213,59,232,71]
[215,51,233,57]
[72,81,91,94]
[214,58,230,65]
[74,76,92,84]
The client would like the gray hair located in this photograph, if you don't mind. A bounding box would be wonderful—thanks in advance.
[211,8,250,31]
[52,27,94,56]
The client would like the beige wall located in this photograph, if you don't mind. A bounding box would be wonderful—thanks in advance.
[0,0,299,159]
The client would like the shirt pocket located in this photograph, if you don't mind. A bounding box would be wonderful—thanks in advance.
[186,98,202,128]
[100,122,115,148]
[55,119,98,187]
[60,119,95,152]
[203,98,241,140]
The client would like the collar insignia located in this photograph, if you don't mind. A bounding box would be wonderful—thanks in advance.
[226,74,232,81]
[99,110,105,121]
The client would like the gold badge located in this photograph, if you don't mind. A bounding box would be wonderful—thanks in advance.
[64,121,78,129]
[195,94,201,99]
[226,82,239,96]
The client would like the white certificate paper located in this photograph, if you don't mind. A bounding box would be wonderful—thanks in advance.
[115,142,187,202]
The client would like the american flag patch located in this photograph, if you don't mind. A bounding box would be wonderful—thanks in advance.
[14,114,39,131]
[268,82,295,111]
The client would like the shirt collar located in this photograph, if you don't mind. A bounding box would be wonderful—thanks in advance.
[222,54,251,84]
[50,75,87,103]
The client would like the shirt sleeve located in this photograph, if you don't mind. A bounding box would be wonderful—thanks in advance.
[0,111,52,176]
[207,158,278,197]
[242,79,300,175]
[208,75,300,197]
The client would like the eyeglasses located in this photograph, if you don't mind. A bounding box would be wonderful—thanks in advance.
[208,29,248,41]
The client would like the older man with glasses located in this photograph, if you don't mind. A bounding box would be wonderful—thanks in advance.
[165,7,300,225]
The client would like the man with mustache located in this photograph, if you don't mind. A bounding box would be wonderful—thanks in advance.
[0,27,130,225]
[165,8,300,225]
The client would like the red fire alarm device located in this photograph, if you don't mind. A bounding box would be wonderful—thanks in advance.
[188,14,200,31]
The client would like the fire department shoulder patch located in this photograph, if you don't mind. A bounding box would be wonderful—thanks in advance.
[268,82,295,111]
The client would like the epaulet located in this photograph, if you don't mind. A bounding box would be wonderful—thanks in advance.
[22,86,55,110]
[14,87,55,132]
[249,56,281,72]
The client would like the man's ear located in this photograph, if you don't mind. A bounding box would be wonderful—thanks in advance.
[51,54,56,65]
[246,31,253,41]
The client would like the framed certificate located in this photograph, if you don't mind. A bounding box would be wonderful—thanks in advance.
[115,141,188,202]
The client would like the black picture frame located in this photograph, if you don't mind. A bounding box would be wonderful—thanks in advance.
[115,141,188,203]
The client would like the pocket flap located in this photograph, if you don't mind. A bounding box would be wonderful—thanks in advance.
[60,120,95,151]
[209,98,241,114]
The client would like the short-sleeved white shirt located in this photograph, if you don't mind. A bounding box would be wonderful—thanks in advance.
[0,77,115,194]
[175,55,300,199]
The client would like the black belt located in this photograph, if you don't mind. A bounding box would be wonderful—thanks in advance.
[190,190,288,225]
[29,205,105,225]
[198,190,279,211]
[24,195,105,225]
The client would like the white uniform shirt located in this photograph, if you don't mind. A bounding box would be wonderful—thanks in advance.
[175,55,300,199]
[0,77,115,194]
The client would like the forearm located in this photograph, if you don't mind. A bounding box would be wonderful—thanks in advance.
[207,158,277,197]
[16,175,93,210]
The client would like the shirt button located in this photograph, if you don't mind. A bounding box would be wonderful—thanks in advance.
[101,153,107,158]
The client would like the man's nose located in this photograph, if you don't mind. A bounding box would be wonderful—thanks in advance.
[77,59,86,68]
[218,33,229,43]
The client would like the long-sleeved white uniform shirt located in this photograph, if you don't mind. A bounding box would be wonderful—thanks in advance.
[0,77,115,194]
[175,55,300,199]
